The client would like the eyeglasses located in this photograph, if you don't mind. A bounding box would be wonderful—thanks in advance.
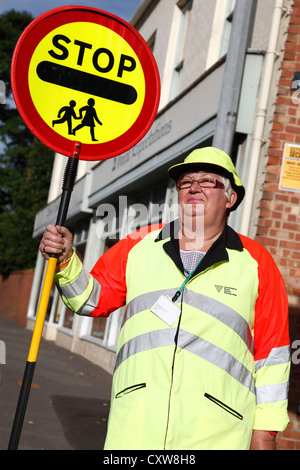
[176,177,225,191]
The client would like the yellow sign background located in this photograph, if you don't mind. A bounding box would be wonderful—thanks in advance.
[28,22,145,145]
[280,144,300,192]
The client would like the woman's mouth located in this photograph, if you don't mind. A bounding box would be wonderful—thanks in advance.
[187,197,205,203]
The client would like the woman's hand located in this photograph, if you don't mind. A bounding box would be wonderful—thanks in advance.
[39,224,73,266]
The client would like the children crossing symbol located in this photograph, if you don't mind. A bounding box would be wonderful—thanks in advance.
[52,98,103,141]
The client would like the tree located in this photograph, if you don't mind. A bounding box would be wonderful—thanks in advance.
[0,10,54,276]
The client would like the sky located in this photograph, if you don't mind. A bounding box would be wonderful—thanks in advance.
[0,0,142,22]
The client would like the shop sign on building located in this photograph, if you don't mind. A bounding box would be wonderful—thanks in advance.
[279,143,300,192]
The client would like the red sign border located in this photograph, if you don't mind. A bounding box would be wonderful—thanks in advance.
[11,6,160,161]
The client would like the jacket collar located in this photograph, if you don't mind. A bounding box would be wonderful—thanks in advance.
[155,219,243,276]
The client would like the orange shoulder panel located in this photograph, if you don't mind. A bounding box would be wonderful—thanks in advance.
[89,224,163,317]
[238,234,290,361]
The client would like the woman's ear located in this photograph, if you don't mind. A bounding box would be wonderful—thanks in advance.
[226,191,238,210]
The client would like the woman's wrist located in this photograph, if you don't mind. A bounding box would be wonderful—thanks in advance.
[56,250,73,271]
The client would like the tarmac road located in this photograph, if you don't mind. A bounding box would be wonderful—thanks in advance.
[0,315,112,450]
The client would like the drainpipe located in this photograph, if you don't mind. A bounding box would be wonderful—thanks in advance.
[239,0,285,236]
[213,0,258,155]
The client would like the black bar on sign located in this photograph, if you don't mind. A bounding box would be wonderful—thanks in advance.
[36,61,137,105]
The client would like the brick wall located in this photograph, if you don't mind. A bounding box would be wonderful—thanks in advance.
[255,1,300,450]
[0,271,34,327]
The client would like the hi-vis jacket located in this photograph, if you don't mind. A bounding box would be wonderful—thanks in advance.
[55,221,290,450]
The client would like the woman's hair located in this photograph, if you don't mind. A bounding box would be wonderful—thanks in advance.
[221,176,233,201]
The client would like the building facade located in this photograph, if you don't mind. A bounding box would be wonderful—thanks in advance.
[28,0,300,449]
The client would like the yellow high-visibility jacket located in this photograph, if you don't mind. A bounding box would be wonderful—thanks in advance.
[55,222,290,450]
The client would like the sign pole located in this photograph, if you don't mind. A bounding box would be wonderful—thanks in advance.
[8,142,81,450]
[9,5,160,449]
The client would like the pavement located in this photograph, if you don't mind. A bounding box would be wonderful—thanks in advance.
[0,314,113,451]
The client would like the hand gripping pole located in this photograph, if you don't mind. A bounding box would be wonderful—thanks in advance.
[8,143,81,450]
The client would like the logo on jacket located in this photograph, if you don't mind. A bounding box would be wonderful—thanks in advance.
[215,285,237,296]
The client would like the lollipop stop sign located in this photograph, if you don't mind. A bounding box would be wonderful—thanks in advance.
[11,5,160,160]
[8,5,160,450]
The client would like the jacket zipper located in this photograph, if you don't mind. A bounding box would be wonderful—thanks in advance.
[163,291,184,449]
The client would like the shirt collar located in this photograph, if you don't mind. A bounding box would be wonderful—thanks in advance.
[155,219,243,276]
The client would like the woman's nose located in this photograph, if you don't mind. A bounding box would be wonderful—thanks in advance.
[189,181,203,192]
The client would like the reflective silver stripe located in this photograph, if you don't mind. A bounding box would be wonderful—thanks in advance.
[115,328,177,371]
[184,290,253,352]
[123,288,253,352]
[178,329,255,393]
[255,345,291,372]
[256,382,289,405]
[77,279,101,316]
[115,328,255,393]
[122,289,179,326]
[58,266,91,299]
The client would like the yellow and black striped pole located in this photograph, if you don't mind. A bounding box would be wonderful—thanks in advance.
[8,143,80,450]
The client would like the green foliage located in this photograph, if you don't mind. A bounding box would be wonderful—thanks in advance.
[0,10,54,275]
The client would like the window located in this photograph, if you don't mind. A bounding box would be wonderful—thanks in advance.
[90,202,123,344]
[90,236,120,342]
[147,31,156,53]
[219,0,235,58]
[205,0,236,70]
[127,183,167,234]
[169,0,193,101]
[87,182,168,350]
[62,220,89,330]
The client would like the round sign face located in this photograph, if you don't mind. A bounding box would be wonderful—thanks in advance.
[11,6,160,161]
